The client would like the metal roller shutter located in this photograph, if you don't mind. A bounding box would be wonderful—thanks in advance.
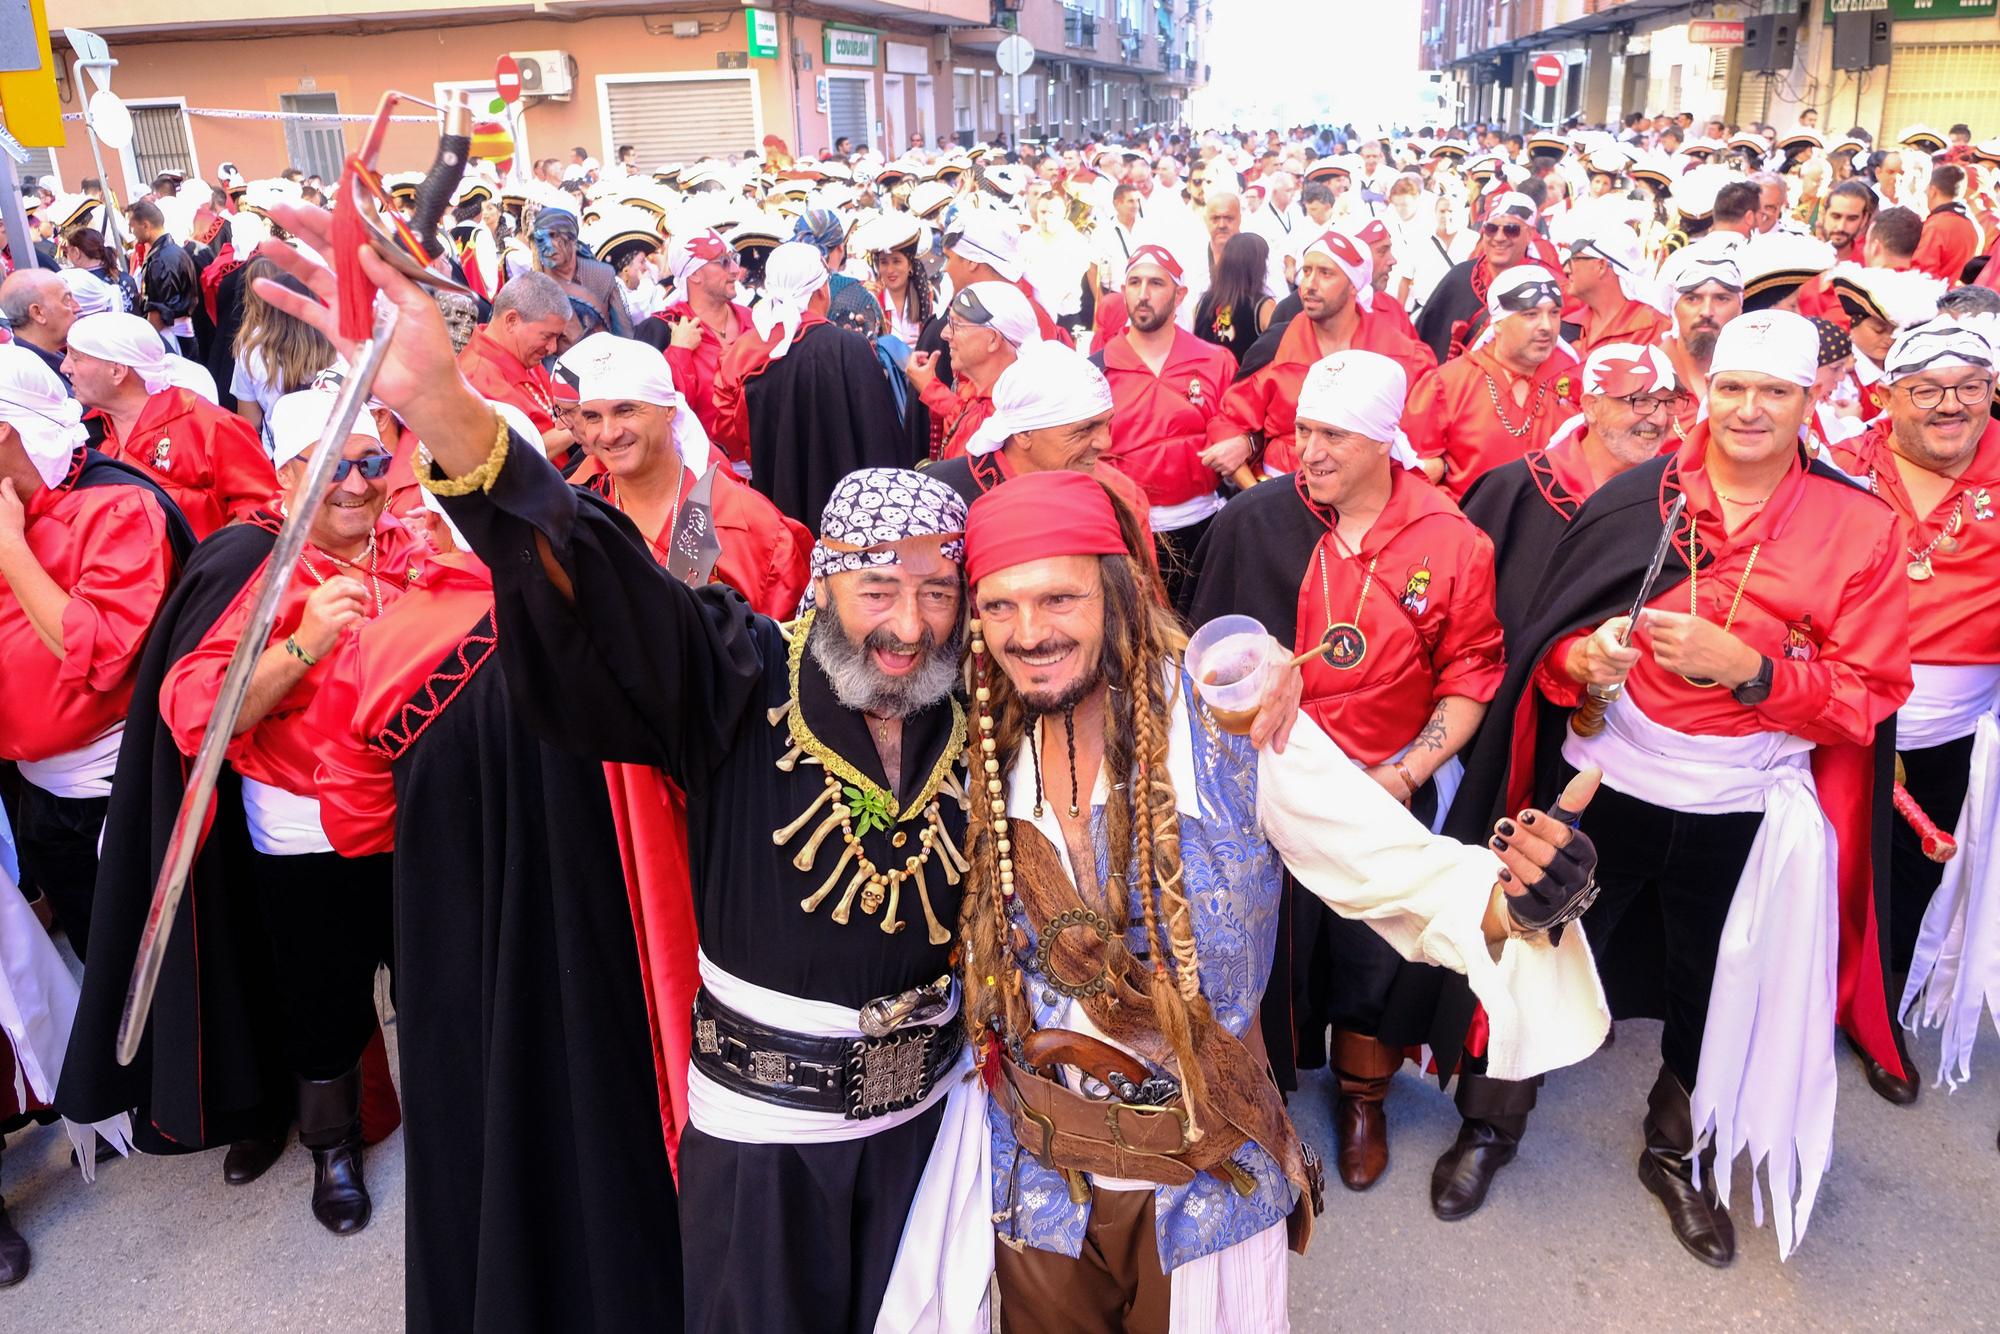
[1881,44,2000,145]
[827,77,869,150]
[605,78,758,165]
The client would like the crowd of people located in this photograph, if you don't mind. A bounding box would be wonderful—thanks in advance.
[0,100,1995,1332]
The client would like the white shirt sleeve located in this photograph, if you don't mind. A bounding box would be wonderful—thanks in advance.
[1255,714,1610,1081]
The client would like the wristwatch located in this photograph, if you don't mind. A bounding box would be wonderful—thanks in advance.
[1731,654,1774,706]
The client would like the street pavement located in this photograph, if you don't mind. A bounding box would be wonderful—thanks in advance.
[4,1016,1996,1331]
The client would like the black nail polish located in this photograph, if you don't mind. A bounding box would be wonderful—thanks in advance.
[1498,868,1513,883]
[1521,812,1538,825]
[1497,819,1516,837]
[1492,837,1509,853]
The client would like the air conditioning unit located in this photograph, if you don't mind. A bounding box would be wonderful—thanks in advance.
[511,50,575,100]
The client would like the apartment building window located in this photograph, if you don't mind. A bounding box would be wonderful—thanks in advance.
[600,73,760,165]
[127,102,199,186]
[21,145,58,191]
[280,93,345,184]
[954,69,976,137]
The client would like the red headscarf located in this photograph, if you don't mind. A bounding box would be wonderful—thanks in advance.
[964,471,1129,586]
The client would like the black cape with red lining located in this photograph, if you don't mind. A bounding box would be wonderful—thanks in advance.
[360,593,684,1332]
[1442,452,1906,1079]
[1458,449,1583,639]
[1178,474,1463,1089]
[744,319,911,531]
[57,512,289,1148]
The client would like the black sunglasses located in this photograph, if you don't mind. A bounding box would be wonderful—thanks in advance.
[1482,220,1525,238]
[328,451,394,482]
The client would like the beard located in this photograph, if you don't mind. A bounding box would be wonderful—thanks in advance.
[807,602,963,720]
[1685,324,1720,362]
[1009,638,1106,718]
[1126,300,1173,333]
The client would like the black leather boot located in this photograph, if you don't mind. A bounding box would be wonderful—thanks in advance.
[0,1159,27,1288]
[1637,1066,1735,1267]
[1430,1073,1540,1221]
[224,1128,289,1186]
[298,1067,370,1235]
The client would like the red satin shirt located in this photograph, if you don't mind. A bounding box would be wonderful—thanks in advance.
[1212,311,1438,473]
[1540,427,1912,744]
[458,326,561,436]
[1826,417,2000,666]
[161,514,426,794]
[95,388,276,541]
[0,458,176,760]
[1404,345,1582,500]
[659,298,755,442]
[1098,327,1235,509]
[1294,469,1506,765]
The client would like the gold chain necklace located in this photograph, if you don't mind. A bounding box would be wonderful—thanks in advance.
[1869,467,1965,580]
[1682,515,1761,688]
[776,609,967,944]
[297,531,385,618]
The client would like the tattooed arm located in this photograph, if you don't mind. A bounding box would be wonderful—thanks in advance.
[1403,694,1486,785]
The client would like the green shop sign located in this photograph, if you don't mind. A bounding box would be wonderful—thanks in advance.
[1824,0,1996,20]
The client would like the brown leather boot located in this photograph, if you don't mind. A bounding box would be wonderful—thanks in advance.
[1331,1030,1400,1191]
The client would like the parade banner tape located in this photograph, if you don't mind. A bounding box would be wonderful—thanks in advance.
[60,107,438,124]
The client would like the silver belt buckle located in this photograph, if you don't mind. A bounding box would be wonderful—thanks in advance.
[857,974,953,1039]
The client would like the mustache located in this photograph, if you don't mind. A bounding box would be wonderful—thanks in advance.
[866,624,933,656]
[1005,635,1080,661]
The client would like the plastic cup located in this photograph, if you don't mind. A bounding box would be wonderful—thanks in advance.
[1187,615,1271,736]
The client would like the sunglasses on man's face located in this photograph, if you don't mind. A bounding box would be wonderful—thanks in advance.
[1482,220,1525,239]
[328,451,394,483]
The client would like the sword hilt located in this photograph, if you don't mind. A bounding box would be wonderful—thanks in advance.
[1569,683,1620,738]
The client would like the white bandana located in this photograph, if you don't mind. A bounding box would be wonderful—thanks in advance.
[1582,342,1678,397]
[267,387,384,468]
[554,332,716,469]
[1298,227,1374,294]
[667,227,727,290]
[0,344,87,488]
[1883,320,1996,384]
[1708,310,1818,388]
[1295,350,1407,442]
[944,210,1025,283]
[751,242,831,360]
[963,341,1114,458]
[60,268,121,318]
[66,312,173,396]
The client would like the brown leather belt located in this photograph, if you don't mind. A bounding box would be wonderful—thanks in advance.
[996,1037,1256,1196]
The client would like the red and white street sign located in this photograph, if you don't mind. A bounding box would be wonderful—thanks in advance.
[495,54,522,105]
[1531,53,1563,87]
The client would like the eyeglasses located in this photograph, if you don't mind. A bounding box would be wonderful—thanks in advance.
[329,452,394,482]
[1481,221,1525,239]
[1899,379,1994,410]
[1617,392,1684,416]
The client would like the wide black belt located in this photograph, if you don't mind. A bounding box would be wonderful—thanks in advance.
[691,985,965,1121]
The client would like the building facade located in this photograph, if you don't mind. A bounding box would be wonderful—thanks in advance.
[33,0,1209,192]
[1418,0,2000,138]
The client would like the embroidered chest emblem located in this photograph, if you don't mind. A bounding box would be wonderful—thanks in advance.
[151,435,172,470]
[1400,560,1432,616]
[1186,377,1206,408]
[1973,488,1994,523]
[1782,615,1819,663]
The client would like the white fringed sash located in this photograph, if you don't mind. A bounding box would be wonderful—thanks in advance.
[1566,695,1836,1260]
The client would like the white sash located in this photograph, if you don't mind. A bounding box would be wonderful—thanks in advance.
[0,802,132,1176]
[1900,710,2000,1088]
[239,778,334,856]
[687,952,991,1334]
[17,726,123,800]
[1565,696,1836,1261]
[1899,664,2000,751]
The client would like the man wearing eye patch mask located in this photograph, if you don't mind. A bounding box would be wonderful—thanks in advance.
[1405,265,1581,499]
[1415,191,1540,363]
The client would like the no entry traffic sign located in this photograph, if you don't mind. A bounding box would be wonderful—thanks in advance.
[495,53,522,105]
[1531,53,1563,87]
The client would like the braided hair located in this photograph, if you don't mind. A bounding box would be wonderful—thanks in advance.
[961,486,1214,1134]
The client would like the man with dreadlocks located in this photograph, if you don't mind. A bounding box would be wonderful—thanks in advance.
[957,468,1612,1331]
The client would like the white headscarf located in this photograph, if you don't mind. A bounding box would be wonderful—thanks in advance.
[0,344,87,488]
[554,332,715,471]
[66,312,174,395]
[1294,349,1422,470]
[1298,228,1374,294]
[266,387,384,468]
[1709,310,1818,388]
[752,242,831,360]
[60,267,122,317]
[667,227,727,290]
[963,341,1114,458]
[1882,319,1996,384]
